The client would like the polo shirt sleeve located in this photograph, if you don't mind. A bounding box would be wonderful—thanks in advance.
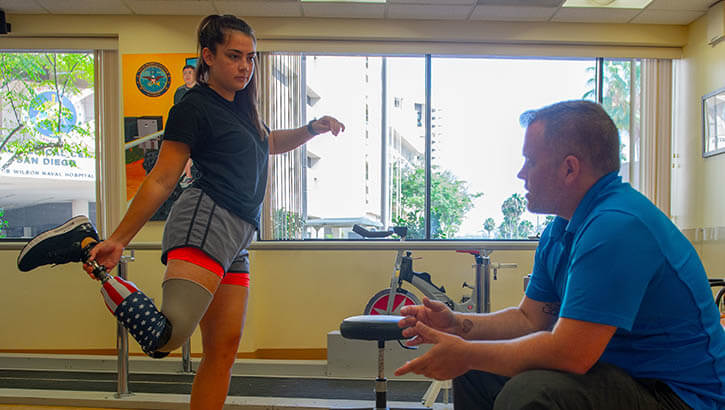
[560,212,661,331]
[163,100,203,152]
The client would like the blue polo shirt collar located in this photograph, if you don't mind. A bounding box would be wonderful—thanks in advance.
[565,171,620,235]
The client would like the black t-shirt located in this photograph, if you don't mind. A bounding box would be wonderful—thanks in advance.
[164,84,269,229]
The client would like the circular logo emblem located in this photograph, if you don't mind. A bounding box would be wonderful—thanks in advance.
[135,62,171,97]
[28,91,78,142]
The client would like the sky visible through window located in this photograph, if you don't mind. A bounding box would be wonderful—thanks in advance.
[431,57,594,237]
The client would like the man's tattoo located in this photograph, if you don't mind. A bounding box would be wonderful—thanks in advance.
[461,319,473,334]
[542,302,561,316]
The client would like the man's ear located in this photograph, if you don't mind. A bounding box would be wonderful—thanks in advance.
[562,155,581,184]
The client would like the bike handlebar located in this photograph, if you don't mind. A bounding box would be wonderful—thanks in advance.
[353,224,408,239]
[456,249,480,256]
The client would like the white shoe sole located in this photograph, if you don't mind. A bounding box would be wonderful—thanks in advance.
[17,215,92,270]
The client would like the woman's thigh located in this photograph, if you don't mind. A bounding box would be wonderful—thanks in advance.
[199,283,250,352]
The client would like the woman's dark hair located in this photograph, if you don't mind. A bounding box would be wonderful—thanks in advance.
[195,15,267,139]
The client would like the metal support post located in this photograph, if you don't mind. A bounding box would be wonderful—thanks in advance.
[476,249,492,313]
[375,340,388,410]
[181,339,193,373]
[116,250,135,398]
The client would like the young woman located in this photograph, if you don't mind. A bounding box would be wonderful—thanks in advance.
[18,14,343,409]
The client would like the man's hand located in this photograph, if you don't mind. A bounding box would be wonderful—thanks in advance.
[309,115,345,136]
[394,322,471,380]
[398,297,460,341]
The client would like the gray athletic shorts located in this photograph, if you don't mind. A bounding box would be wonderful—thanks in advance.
[161,187,256,276]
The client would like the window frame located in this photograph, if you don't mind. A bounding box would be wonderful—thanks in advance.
[0,41,120,241]
[260,52,645,241]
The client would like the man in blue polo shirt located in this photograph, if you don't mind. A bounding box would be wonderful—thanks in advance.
[394,100,725,409]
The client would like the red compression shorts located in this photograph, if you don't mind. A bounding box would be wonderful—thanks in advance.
[167,247,250,287]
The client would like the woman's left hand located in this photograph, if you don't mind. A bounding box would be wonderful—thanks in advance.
[310,116,345,136]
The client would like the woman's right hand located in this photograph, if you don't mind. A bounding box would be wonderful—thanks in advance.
[398,297,459,335]
[84,238,125,275]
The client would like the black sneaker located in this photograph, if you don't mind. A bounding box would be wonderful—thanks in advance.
[17,215,100,272]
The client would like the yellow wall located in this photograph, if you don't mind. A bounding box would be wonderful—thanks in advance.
[0,246,533,356]
[0,12,716,357]
[672,14,725,276]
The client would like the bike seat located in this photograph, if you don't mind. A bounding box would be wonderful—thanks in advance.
[340,315,408,341]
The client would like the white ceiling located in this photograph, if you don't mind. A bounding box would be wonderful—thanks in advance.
[0,0,718,25]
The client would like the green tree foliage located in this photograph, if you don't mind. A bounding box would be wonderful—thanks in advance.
[0,208,8,238]
[583,60,640,162]
[497,193,527,239]
[0,52,94,171]
[483,217,496,238]
[273,207,305,240]
[392,166,482,239]
[518,220,534,238]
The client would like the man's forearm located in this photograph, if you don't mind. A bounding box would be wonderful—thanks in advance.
[464,317,614,377]
[455,307,541,341]
[465,331,570,377]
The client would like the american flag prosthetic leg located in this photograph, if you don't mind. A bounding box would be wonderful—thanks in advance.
[100,275,172,358]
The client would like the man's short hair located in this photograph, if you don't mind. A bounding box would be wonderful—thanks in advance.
[183,64,195,71]
[519,100,620,175]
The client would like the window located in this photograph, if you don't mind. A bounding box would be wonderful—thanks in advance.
[303,55,385,239]
[0,51,96,239]
[430,57,595,239]
[600,59,641,189]
[262,54,643,240]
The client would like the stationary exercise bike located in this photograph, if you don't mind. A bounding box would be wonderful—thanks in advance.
[354,224,516,316]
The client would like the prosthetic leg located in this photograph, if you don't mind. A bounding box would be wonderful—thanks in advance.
[17,215,213,359]
[87,257,172,358]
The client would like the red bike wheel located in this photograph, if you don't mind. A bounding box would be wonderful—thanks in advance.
[363,288,421,315]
